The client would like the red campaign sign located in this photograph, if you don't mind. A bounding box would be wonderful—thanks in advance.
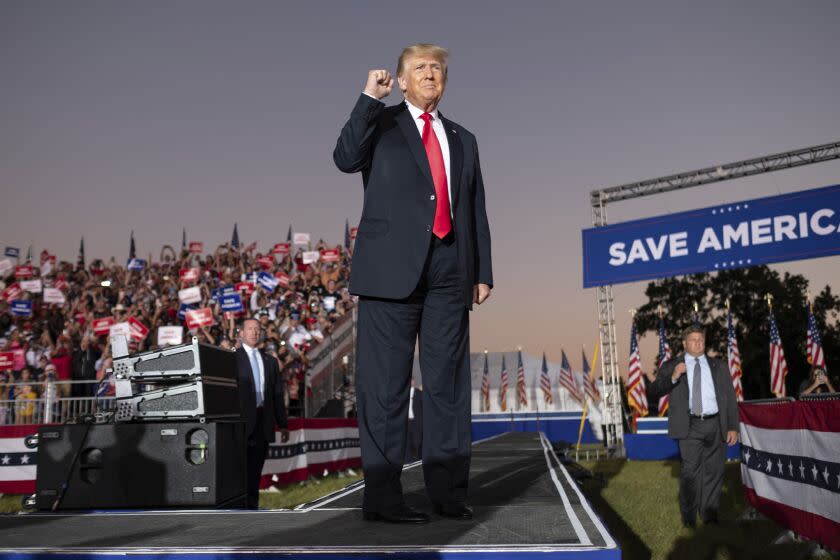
[350,227,358,241]
[2,283,23,303]
[272,243,291,255]
[14,265,33,279]
[185,307,215,329]
[235,282,254,295]
[275,272,290,287]
[0,352,14,370]
[189,242,204,254]
[179,267,200,283]
[257,256,274,269]
[127,316,150,341]
[320,249,340,263]
[92,316,115,336]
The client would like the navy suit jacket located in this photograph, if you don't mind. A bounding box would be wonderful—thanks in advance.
[236,347,288,442]
[334,94,493,309]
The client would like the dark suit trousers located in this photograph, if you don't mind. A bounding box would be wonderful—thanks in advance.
[246,406,268,509]
[678,416,726,522]
[356,234,471,512]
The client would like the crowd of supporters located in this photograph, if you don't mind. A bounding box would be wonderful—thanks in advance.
[0,239,355,424]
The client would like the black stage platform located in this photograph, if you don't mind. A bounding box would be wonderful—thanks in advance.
[0,432,620,559]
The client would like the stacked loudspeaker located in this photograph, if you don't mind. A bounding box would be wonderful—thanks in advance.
[35,338,247,510]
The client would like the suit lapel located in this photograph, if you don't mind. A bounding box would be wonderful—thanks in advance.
[238,347,257,402]
[440,114,463,211]
[395,106,435,192]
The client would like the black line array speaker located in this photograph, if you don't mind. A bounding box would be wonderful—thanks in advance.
[35,421,246,510]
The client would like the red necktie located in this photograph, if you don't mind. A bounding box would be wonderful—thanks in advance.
[420,112,452,239]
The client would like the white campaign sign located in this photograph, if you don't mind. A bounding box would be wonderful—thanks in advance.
[158,326,184,346]
[178,286,202,304]
[302,251,320,265]
[20,279,42,293]
[42,288,66,304]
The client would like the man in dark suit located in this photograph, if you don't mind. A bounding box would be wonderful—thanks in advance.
[236,318,289,509]
[652,324,739,527]
[334,43,493,524]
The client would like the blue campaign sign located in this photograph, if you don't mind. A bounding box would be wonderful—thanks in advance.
[220,293,244,312]
[211,286,236,302]
[11,300,32,317]
[582,183,840,288]
[127,258,146,271]
[257,271,279,292]
[177,303,195,320]
[4,247,20,258]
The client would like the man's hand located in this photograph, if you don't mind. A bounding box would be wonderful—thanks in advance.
[279,429,290,443]
[473,284,491,305]
[726,430,738,446]
[364,69,393,100]
[672,362,686,383]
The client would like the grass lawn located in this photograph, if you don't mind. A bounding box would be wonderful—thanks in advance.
[577,458,823,560]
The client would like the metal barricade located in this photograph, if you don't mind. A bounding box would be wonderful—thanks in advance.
[0,381,115,425]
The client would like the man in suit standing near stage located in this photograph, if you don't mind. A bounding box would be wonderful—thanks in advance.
[334,43,493,524]
[652,324,739,527]
[237,318,289,509]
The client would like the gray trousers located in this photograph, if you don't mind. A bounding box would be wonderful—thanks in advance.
[677,416,726,522]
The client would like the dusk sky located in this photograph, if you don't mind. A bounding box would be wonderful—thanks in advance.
[2,1,839,371]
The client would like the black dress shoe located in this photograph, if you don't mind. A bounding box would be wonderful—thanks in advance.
[434,502,474,520]
[363,504,430,524]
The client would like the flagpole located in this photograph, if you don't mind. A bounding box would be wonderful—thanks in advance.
[576,341,599,451]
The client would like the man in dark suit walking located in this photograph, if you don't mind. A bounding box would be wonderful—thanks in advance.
[652,325,739,527]
[334,43,493,524]
[236,318,289,509]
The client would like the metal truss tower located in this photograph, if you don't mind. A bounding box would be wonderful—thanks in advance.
[590,140,840,451]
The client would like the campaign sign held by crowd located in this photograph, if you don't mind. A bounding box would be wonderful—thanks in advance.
[275,271,290,287]
[20,279,42,293]
[320,249,340,263]
[0,352,14,370]
[257,256,274,269]
[302,251,320,265]
[2,283,23,303]
[257,271,279,292]
[220,293,244,312]
[177,303,195,320]
[10,301,32,317]
[189,241,204,254]
[179,267,200,283]
[128,316,150,341]
[0,259,13,276]
[109,322,132,341]
[157,325,183,346]
[127,258,146,271]
[235,281,254,296]
[14,265,33,279]
[293,232,311,245]
[272,242,290,255]
[211,286,236,302]
[185,307,215,329]
[43,288,65,305]
[582,183,840,287]
[92,317,115,335]
[178,286,202,305]
[4,247,19,258]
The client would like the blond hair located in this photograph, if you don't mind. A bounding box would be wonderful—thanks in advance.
[397,43,448,80]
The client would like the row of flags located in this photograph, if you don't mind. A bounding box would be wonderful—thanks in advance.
[479,348,601,412]
[626,298,828,417]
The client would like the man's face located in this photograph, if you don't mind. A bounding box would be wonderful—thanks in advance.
[241,320,260,348]
[398,55,446,109]
[682,332,705,357]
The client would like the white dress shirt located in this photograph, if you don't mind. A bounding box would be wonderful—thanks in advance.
[242,342,264,406]
[684,354,719,415]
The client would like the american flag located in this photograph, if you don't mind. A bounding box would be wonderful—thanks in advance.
[627,321,648,416]
[582,349,600,405]
[516,349,528,408]
[806,303,827,370]
[498,354,508,411]
[657,318,672,416]
[727,311,744,402]
[480,351,491,412]
[769,309,789,397]
[540,352,553,405]
[559,350,583,404]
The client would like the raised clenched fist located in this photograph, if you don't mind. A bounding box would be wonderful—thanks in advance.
[364,69,394,100]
